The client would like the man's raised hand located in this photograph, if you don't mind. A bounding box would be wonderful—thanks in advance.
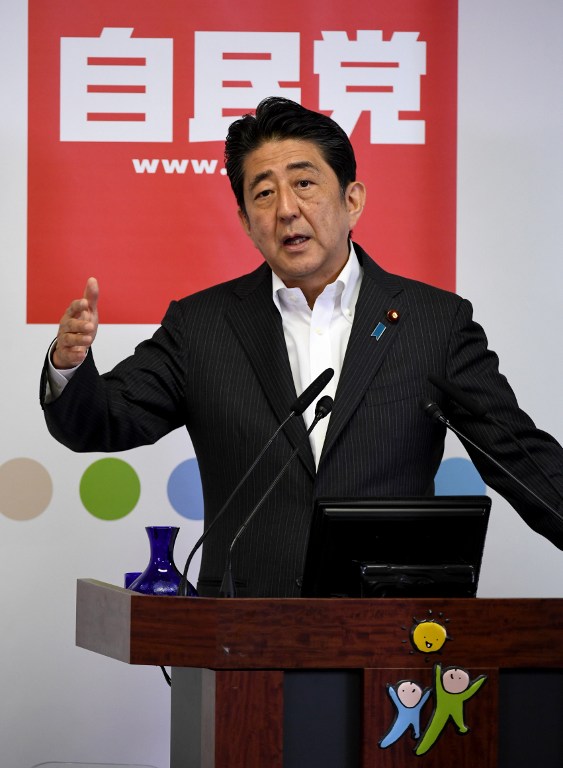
[52,277,99,369]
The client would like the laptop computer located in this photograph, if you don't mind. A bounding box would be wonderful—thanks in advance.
[301,496,491,598]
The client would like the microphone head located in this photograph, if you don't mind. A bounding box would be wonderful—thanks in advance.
[291,368,334,415]
[419,397,445,423]
[315,395,334,419]
[428,374,488,418]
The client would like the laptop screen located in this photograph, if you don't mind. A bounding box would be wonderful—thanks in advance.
[301,496,491,598]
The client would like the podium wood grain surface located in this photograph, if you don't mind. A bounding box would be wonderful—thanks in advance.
[76,579,563,767]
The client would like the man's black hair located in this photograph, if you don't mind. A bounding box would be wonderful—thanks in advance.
[225,97,357,214]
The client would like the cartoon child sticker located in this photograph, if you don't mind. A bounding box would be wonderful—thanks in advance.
[379,680,432,748]
[414,664,487,756]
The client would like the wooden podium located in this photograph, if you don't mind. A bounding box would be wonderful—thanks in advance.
[76,579,563,768]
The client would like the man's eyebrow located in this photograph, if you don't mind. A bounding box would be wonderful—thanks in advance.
[287,160,319,173]
[248,170,272,193]
[247,161,320,192]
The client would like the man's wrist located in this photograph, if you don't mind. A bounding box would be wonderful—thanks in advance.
[46,340,84,402]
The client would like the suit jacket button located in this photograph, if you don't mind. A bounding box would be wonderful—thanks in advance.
[295,577,303,588]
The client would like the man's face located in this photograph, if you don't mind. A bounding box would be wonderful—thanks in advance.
[238,138,365,304]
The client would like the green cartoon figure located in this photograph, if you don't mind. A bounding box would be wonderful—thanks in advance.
[415,663,486,756]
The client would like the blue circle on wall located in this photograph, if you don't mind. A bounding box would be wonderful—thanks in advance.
[435,458,486,496]
[167,458,204,520]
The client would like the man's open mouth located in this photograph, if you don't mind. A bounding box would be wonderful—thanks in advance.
[283,235,309,246]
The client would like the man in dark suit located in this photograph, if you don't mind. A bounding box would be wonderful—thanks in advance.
[41,97,563,597]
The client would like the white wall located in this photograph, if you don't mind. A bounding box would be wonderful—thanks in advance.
[0,1,561,766]
[457,0,563,596]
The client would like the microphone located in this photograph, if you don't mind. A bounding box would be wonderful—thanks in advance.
[291,368,334,415]
[177,369,334,596]
[427,374,563,503]
[220,395,334,598]
[428,374,487,417]
[419,397,562,520]
[419,398,445,423]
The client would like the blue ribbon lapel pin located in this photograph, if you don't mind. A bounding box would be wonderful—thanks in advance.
[371,322,387,341]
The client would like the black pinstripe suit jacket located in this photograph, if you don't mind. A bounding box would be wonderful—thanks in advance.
[41,245,563,596]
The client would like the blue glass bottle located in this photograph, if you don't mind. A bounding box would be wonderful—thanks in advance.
[128,526,183,596]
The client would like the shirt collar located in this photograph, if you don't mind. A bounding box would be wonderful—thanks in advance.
[271,243,362,315]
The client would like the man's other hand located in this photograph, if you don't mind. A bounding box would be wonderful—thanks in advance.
[52,277,99,369]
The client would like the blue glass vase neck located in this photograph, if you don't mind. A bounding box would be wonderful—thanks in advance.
[148,526,177,562]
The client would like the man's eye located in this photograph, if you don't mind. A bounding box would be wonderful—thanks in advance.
[297,179,311,188]
[255,189,272,199]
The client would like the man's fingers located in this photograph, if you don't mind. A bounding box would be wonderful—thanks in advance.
[53,321,95,365]
[57,330,96,348]
[65,297,89,320]
[65,278,99,321]
[60,315,96,335]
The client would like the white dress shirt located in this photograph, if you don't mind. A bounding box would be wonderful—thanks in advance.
[272,244,363,466]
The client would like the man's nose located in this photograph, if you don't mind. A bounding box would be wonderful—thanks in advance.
[277,186,300,220]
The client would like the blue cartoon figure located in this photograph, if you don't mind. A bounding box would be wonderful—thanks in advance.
[379,680,432,748]
[415,663,487,755]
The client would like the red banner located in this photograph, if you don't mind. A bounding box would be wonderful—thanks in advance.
[28,0,457,323]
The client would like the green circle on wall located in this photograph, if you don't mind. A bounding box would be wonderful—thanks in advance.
[80,458,141,520]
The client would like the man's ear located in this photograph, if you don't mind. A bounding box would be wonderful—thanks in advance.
[346,181,367,229]
[238,207,251,237]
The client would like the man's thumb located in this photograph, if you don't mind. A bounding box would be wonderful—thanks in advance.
[84,277,99,311]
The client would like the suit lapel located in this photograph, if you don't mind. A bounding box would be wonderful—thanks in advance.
[226,263,316,478]
[320,249,407,462]
[223,248,406,476]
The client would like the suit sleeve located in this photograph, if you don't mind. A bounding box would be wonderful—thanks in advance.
[439,298,563,548]
[40,300,188,453]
